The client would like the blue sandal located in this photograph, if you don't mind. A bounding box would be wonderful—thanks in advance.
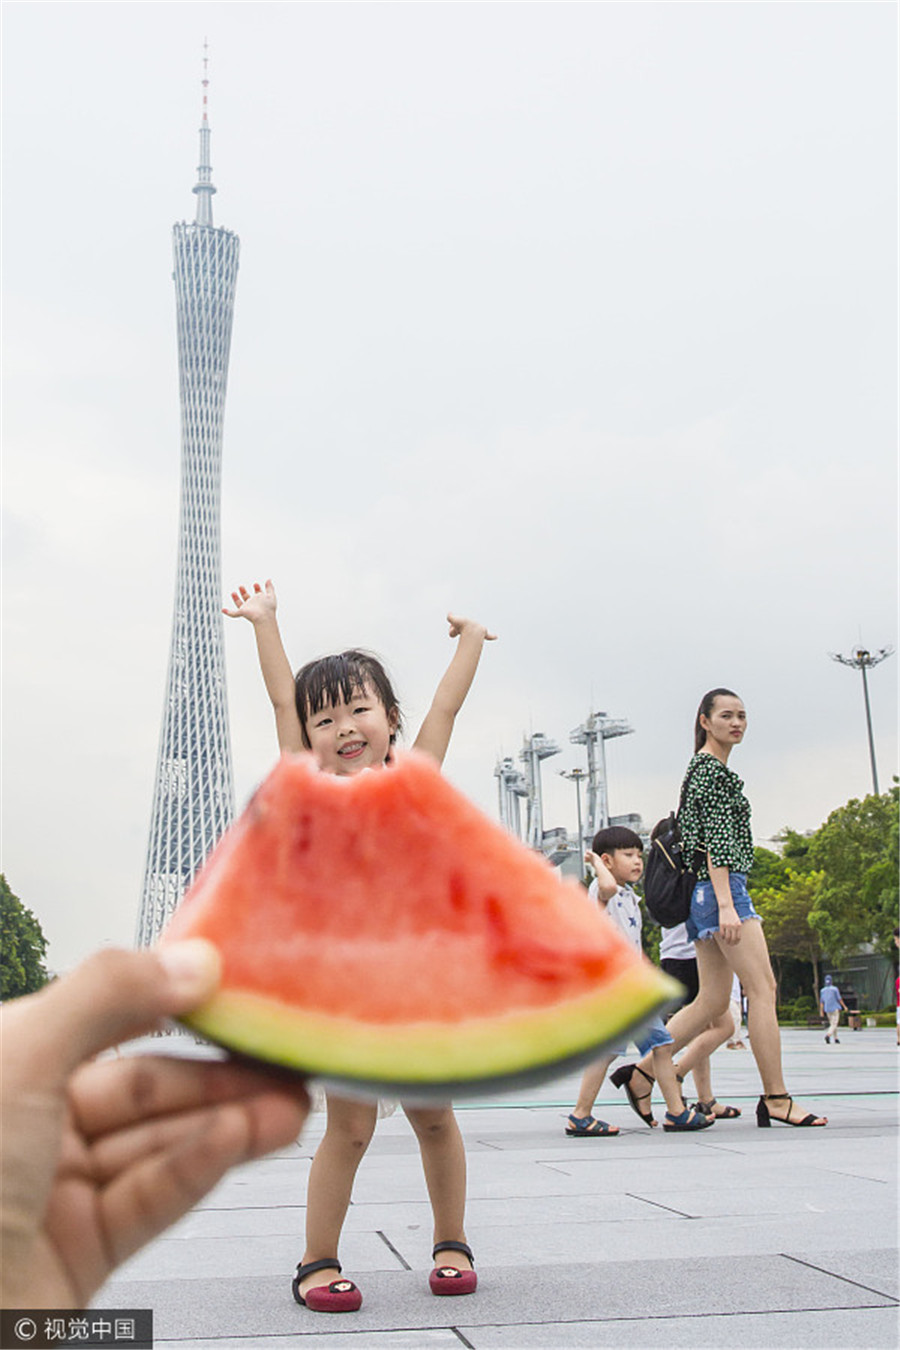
[566,1114,619,1137]
[663,1107,714,1131]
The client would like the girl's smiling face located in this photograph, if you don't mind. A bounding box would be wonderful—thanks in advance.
[700,694,747,751]
[304,682,398,776]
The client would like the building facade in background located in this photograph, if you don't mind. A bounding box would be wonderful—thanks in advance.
[136,76,239,946]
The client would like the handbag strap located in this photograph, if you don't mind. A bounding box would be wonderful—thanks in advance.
[676,757,700,816]
[676,757,706,870]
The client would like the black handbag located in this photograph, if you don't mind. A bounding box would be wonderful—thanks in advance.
[643,767,704,928]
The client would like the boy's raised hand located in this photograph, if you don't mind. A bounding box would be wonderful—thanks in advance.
[447,614,497,642]
[223,580,277,624]
[584,850,618,903]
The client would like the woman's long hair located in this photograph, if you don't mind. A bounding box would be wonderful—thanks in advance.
[694,688,739,753]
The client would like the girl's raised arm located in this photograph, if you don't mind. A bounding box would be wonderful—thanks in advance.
[413,614,496,768]
[223,580,305,753]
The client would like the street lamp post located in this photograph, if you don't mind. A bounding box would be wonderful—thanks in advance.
[560,768,588,857]
[829,645,894,795]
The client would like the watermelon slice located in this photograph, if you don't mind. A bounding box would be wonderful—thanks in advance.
[162,751,679,1096]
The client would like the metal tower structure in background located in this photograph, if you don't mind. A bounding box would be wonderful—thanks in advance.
[520,733,561,850]
[569,711,634,838]
[137,54,239,945]
[494,756,530,838]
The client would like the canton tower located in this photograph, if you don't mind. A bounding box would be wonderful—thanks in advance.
[137,60,239,946]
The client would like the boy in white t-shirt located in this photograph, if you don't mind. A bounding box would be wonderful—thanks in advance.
[566,827,714,1136]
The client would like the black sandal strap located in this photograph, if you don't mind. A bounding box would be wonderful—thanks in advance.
[432,1241,474,1265]
[295,1258,342,1281]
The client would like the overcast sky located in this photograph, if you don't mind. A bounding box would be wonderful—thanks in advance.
[2,2,897,972]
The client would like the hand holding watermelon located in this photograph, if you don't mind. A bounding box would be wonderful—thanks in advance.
[0,943,309,1310]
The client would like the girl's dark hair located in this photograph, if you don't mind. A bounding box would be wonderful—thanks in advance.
[694,688,740,754]
[294,649,403,750]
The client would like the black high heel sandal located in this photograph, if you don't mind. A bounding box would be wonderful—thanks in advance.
[756,1093,827,1128]
[694,1097,742,1119]
[610,1064,657,1127]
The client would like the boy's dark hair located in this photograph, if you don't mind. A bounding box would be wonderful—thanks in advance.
[694,687,740,753]
[294,649,403,750]
[591,825,643,855]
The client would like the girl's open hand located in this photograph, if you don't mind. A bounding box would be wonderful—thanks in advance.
[447,614,497,642]
[223,580,277,623]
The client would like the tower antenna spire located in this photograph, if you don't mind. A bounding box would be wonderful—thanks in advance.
[193,38,216,225]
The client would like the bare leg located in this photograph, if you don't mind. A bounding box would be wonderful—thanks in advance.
[675,1008,734,1104]
[651,1046,689,1116]
[723,922,826,1124]
[299,1094,378,1298]
[633,941,733,1085]
[404,1104,473,1271]
[572,1053,617,1123]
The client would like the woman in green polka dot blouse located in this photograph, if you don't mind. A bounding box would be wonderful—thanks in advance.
[619,689,827,1128]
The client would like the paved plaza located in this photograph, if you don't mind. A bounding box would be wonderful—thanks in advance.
[99,1027,898,1350]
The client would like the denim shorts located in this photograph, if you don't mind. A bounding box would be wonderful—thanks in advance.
[611,1014,673,1058]
[686,871,762,942]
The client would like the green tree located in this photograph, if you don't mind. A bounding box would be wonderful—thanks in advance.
[1,874,50,999]
[808,786,899,963]
[748,846,789,894]
[752,869,825,1001]
[777,828,815,873]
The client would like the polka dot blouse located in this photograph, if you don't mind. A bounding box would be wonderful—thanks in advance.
[678,752,754,880]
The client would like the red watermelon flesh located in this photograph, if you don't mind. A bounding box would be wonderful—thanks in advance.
[162,751,678,1095]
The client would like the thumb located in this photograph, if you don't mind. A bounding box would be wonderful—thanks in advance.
[2,941,221,1087]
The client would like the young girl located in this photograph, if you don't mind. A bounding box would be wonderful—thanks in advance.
[224,580,496,1312]
[613,688,827,1129]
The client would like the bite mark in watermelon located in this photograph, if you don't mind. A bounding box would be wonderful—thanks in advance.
[162,751,679,1095]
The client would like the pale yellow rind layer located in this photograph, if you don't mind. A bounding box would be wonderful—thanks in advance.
[182,965,682,1085]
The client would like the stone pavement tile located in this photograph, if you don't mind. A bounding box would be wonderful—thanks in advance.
[405,1213,893,1268]
[783,1247,899,1300]
[467,1306,900,1350]
[190,1171,310,1210]
[109,1228,400,1282]
[167,1205,308,1239]
[145,1201,890,1270]
[101,1252,896,1342]
[349,1155,590,1204]
[339,1188,676,1237]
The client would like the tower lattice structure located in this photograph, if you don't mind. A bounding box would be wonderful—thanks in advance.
[136,69,239,946]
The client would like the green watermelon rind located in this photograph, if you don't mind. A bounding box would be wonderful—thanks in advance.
[178,961,681,1095]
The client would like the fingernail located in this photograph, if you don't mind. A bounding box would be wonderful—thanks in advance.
[157,939,222,1002]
